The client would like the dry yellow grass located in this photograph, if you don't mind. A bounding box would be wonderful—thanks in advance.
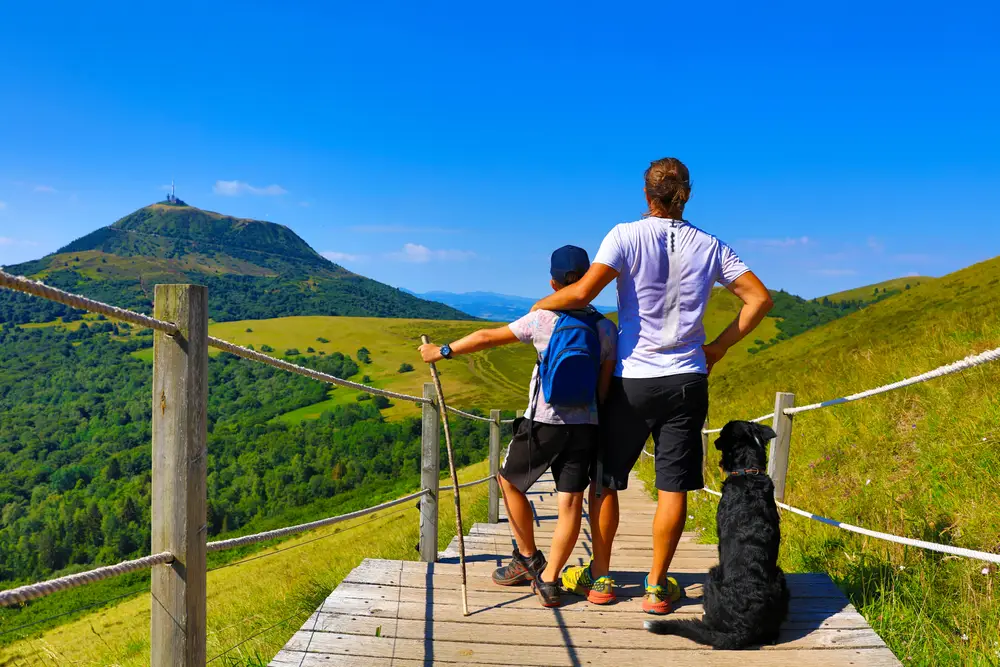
[0,461,492,667]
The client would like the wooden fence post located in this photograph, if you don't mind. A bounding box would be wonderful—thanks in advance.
[419,383,441,562]
[768,392,795,503]
[488,410,502,524]
[701,419,710,483]
[150,285,208,667]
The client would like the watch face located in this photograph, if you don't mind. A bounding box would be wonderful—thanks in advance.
[441,345,452,358]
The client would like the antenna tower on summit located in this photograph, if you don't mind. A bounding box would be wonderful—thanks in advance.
[169,179,176,203]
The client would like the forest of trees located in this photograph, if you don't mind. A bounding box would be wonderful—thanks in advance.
[0,324,504,585]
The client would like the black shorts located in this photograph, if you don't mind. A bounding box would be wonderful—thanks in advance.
[600,373,709,492]
[499,418,598,494]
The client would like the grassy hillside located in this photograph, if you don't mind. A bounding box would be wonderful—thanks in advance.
[208,316,537,420]
[0,461,493,666]
[824,276,934,302]
[691,255,1000,664]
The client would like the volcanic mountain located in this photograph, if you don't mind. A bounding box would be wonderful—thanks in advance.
[1,200,472,324]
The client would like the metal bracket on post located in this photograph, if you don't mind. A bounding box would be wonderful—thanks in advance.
[488,410,501,524]
[768,392,795,503]
[419,383,441,562]
[150,285,208,667]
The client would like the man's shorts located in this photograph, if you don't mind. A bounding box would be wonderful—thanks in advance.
[600,373,709,492]
[499,418,598,494]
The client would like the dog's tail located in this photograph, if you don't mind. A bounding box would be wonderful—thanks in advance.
[643,618,747,649]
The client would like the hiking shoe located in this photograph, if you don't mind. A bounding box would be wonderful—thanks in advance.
[532,577,561,608]
[561,562,617,604]
[492,548,546,586]
[642,575,682,615]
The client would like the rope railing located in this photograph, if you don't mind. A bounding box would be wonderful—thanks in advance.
[0,269,180,335]
[206,336,431,405]
[703,411,773,435]
[783,345,1000,416]
[206,489,427,553]
[0,268,522,416]
[697,487,1000,565]
[0,552,174,607]
[440,474,495,491]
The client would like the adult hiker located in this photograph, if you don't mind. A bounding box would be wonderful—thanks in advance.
[532,157,773,614]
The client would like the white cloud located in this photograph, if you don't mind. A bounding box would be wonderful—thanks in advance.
[0,201,6,210]
[810,268,858,277]
[905,271,921,277]
[388,243,476,263]
[350,224,460,234]
[33,185,56,193]
[0,237,38,247]
[743,236,812,248]
[213,180,288,197]
[299,201,310,208]
[867,236,885,253]
[322,251,366,263]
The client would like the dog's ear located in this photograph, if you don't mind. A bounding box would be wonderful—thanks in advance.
[753,423,776,443]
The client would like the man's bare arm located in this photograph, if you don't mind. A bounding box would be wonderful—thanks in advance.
[703,271,773,373]
[532,263,619,312]
[419,325,519,364]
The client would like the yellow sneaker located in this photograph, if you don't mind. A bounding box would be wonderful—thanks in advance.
[642,575,682,615]
[562,562,616,604]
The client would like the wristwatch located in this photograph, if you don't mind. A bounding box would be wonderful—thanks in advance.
[440,344,453,360]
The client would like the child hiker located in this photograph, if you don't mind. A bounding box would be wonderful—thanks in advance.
[418,245,617,607]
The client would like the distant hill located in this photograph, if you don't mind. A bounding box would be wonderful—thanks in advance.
[407,290,616,321]
[822,276,934,303]
[0,202,472,324]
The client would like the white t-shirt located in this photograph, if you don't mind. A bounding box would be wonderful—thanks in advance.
[508,309,617,425]
[594,217,750,378]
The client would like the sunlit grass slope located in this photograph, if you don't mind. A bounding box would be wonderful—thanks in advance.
[208,316,537,420]
[823,276,935,302]
[683,255,1000,664]
[0,461,493,667]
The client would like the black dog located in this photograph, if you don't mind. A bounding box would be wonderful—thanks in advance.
[645,420,789,649]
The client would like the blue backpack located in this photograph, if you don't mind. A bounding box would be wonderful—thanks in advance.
[535,308,605,408]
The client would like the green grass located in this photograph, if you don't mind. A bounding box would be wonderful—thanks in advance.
[208,316,536,420]
[0,460,494,666]
[822,276,935,302]
[674,255,1000,665]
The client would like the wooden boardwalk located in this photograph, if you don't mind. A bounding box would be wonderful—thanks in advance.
[271,473,900,666]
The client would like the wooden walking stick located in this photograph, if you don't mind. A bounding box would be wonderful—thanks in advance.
[420,335,470,616]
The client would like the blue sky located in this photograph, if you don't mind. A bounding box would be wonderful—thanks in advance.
[1,1,998,300]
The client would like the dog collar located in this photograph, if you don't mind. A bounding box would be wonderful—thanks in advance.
[728,468,765,477]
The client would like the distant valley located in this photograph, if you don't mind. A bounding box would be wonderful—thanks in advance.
[405,289,617,321]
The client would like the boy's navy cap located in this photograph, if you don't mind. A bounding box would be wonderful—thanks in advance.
[550,245,591,284]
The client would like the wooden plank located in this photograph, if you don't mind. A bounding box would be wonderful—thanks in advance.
[150,284,208,667]
[419,383,440,562]
[291,633,902,666]
[326,582,857,616]
[318,598,873,631]
[488,409,501,524]
[285,653,901,667]
[308,613,889,651]
[769,392,795,502]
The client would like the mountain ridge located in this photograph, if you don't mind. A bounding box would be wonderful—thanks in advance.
[1,202,473,324]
